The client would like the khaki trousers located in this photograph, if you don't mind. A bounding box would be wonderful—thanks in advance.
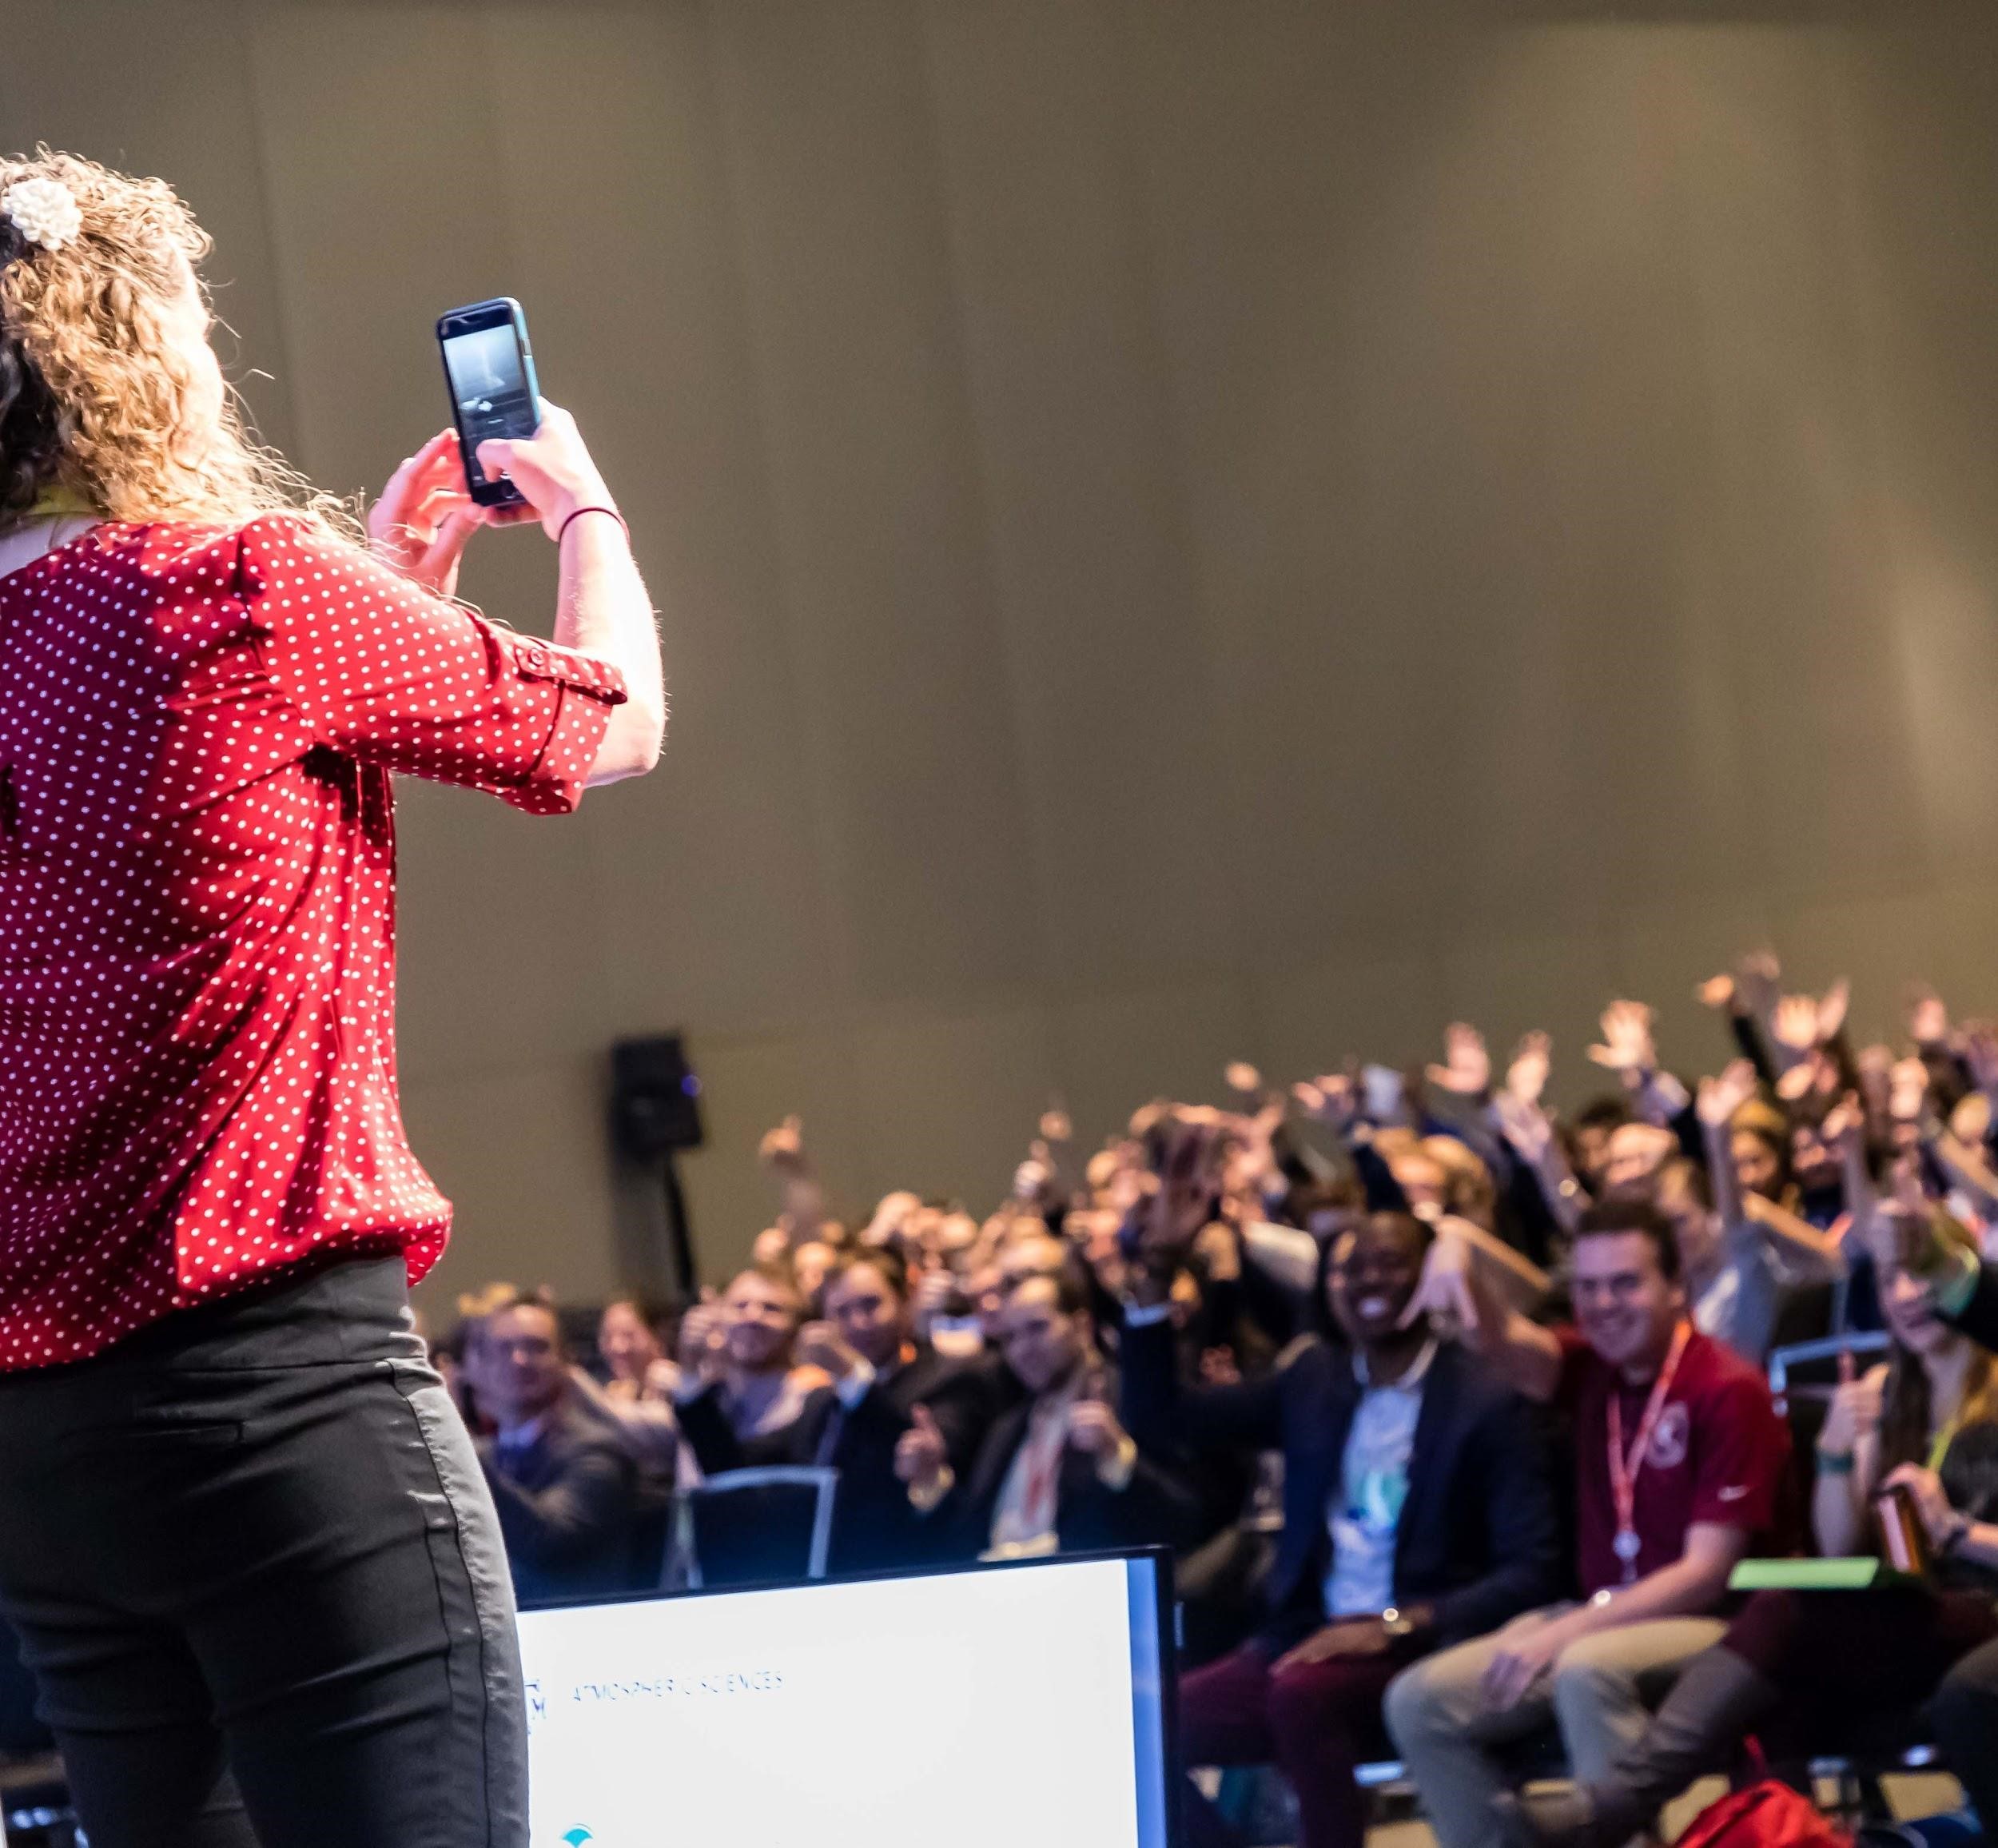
[1382,1606,1727,1848]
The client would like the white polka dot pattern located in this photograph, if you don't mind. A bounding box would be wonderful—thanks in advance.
[0,516,626,1368]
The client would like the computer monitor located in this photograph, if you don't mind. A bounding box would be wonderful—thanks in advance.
[515,1549,1177,1848]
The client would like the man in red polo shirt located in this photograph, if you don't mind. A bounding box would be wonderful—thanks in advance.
[1383,1199,1790,1848]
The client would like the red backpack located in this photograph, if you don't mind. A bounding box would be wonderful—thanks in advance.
[1675,1782,1852,1848]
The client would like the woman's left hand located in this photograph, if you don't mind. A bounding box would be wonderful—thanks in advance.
[368,428,490,597]
[1881,1463,1956,1547]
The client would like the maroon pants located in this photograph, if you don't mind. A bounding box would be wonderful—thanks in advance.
[1176,1638,1403,1848]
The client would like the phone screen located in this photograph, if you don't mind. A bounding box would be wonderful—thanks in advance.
[438,300,540,504]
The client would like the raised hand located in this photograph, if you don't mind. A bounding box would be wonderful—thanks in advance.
[368,428,488,597]
[1819,1090,1865,1157]
[677,1290,728,1382]
[1038,1107,1074,1146]
[1065,1396,1129,1462]
[473,400,616,544]
[1771,979,1849,1062]
[1589,1000,1658,1077]
[1125,1114,1228,1269]
[894,1404,949,1492]
[1907,984,1952,1052]
[1491,1088,1554,1165]
[1292,1069,1359,1134]
[794,1319,865,1385]
[1426,1023,1492,1098]
[758,1114,808,1177]
[1013,1140,1058,1203]
[1697,1058,1760,1129]
[1819,1367,1885,1454]
[1733,952,1783,1022]
[1506,1031,1553,1108]
[1223,1061,1264,1099]
[1398,1222,1482,1334]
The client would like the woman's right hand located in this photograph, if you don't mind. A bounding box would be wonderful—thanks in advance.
[1821,1367,1885,1454]
[475,400,616,542]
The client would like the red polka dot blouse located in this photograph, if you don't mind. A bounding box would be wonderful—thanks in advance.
[0,516,627,1368]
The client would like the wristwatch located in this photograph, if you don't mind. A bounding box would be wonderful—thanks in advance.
[1380,1607,1418,1641]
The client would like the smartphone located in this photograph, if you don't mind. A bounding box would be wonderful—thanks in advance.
[436,297,541,507]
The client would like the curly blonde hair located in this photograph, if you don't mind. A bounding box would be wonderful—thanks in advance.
[0,147,354,536]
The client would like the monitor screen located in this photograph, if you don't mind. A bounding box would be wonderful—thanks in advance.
[515,1551,1174,1848]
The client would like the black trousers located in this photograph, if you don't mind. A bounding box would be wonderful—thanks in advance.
[0,1257,527,1848]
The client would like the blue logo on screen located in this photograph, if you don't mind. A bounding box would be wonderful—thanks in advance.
[561,1831,593,1846]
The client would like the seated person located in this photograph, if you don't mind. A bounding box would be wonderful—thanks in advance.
[674,1267,827,1448]
[566,1296,682,1476]
[1383,1199,1791,1848]
[1513,1200,1998,1845]
[895,1271,1202,1563]
[674,1249,1001,1575]
[468,1288,642,1603]
[1120,1208,1561,1848]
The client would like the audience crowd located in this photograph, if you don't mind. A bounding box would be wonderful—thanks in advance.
[439,954,1998,1848]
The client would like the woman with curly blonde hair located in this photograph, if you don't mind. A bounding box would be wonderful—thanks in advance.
[0,149,663,1848]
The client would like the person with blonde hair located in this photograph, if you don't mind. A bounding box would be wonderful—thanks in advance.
[0,149,663,1848]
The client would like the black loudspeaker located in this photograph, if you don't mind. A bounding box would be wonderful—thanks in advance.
[611,1035,705,1160]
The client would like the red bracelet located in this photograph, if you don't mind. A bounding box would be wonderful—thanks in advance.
[557,504,627,546]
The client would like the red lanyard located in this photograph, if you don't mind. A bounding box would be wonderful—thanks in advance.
[1606,1320,1691,1582]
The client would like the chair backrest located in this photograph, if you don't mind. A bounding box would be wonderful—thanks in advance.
[673,1466,838,1590]
[1768,1331,1892,1412]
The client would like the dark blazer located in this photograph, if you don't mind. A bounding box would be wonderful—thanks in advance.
[676,1349,998,1575]
[1120,1316,1560,1645]
[480,1400,641,1604]
[924,1362,1206,1564]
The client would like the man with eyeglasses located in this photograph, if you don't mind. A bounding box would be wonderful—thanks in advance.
[1382,1199,1791,1848]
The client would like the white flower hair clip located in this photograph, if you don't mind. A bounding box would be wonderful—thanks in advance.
[2,177,83,255]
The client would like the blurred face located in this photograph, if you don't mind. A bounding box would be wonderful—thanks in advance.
[1877,1210,1958,1359]
[479,1304,567,1428]
[1574,1122,1617,1189]
[792,1240,835,1301]
[1571,1231,1682,1376]
[596,1300,658,1382]
[997,1233,1067,1297]
[1324,1220,1427,1348]
[723,1272,800,1372]
[824,1261,908,1368]
[1731,1129,1782,1201]
[998,1278,1085,1396]
[1602,1124,1674,1197]
[1790,1122,1839,1196]
[1654,1171,1720,1280]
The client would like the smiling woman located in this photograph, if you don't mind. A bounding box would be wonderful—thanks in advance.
[0,148,662,1848]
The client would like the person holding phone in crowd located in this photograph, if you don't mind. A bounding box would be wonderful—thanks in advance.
[0,150,663,1848]
[1382,1198,1791,1848]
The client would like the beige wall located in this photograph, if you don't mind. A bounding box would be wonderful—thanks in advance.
[8,2,1998,1307]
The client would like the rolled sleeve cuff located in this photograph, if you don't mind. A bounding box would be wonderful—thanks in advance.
[501,632,627,815]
